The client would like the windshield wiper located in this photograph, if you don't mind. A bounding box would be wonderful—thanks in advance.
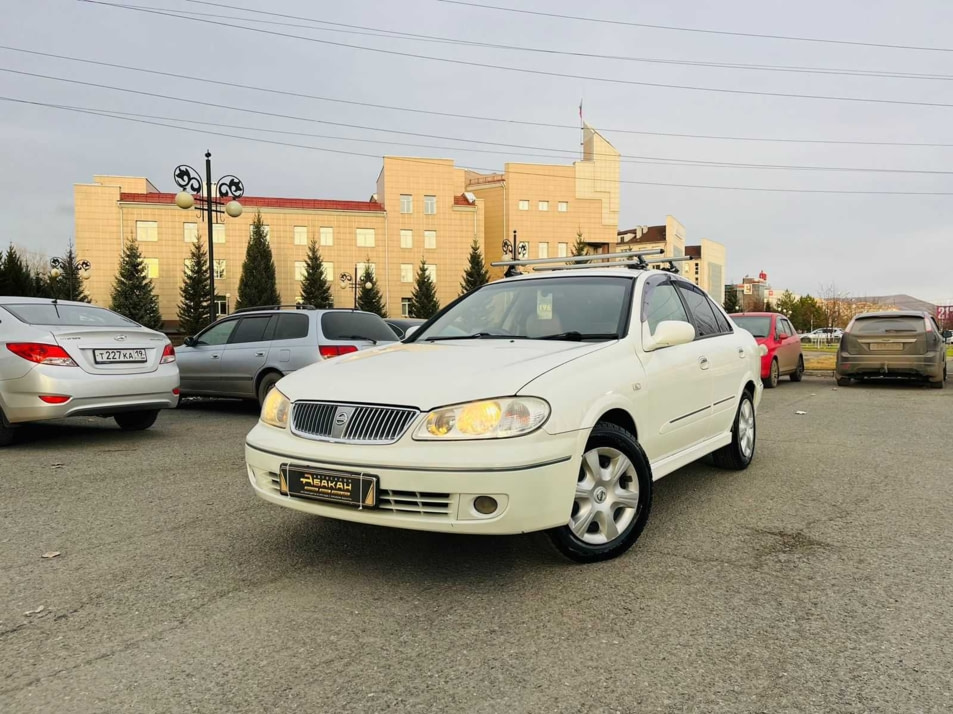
[534,332,619,342]
[337,334,378,344]
[425,332,513,342]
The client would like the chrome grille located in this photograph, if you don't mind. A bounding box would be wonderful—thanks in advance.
[379,490,452,516]
[291,402,418,444]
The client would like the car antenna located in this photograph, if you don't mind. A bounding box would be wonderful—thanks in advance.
[51,298,61,318]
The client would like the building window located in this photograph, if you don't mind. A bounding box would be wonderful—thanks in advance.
[357,262,375,279]
[425,264,437,283]
[694,263,700,274]
[214,260,226,279]
[183,222,198,243]
[213,224,225,243]
[250,224,270,242]
[424,195,437,215]
[294,261,307,281]
[143,257,159,278]
[136,221,158,242]
[215,296,227,317]
[401,297,411,317]
[323,262,334,283]
[557,201,568,212]
[356,228,376,247]
[293,226,308,246]
[424,230,437,250]
[557,242,568,258]
[538,201,549,212]
[183,258,194,272]
[538,243,549,259]
[319,226,333,246]
[400,264,413,283]
[400,194,413,214]
[518,200,529,211]
[400,229,413,249]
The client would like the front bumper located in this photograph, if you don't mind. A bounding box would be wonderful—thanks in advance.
[836,353,944,380]
[0,364,180,424]
[244,422,586,535]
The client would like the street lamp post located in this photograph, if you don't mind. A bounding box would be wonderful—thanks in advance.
[49,256,91,302]
[339,266,374,308]
[173,151,244,325]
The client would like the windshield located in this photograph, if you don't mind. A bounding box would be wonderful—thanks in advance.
[414,276,633,341]
[1,303,139,327]
[321,312,398,342]
[731,316,772,338]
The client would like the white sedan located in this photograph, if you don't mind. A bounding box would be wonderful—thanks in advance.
[245,267,763,563]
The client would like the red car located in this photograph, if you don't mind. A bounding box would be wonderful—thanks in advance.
[730,312,804,388]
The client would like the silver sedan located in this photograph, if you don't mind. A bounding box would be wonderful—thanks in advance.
[0,298,179,446]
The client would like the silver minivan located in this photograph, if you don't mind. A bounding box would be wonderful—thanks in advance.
[176,307,397,404]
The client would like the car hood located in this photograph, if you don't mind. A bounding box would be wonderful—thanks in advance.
[276,339,613,410]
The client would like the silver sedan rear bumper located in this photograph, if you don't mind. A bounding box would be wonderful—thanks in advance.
[0,364,180,424]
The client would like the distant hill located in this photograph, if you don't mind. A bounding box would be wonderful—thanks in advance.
[857,294,936,313]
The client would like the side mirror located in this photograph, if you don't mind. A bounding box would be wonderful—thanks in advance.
[644,320,695,351]
[404,325,420,338]
[183,336,196,347]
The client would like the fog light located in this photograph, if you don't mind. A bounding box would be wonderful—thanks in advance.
[473,496,498,515]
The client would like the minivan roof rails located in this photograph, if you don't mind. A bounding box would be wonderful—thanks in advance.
[233,304,316,314]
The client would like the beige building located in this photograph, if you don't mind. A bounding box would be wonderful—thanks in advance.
[75,159,483,325]
[465,124,621,281]
[616,217,727,303]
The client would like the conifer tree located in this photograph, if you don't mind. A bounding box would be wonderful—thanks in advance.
[409,258,441,319]
[48,245,91,302]
[236,211,280,310]
[177,240,212,335]
[356,261,387,317]
[299,239,334,308]
[110,239,163,329]
[723,287,741,314]
[571,229,589,263]
[0,246,35,297]
[459,239,490,296]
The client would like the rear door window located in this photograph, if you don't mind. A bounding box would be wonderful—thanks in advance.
[321,312,397,342]
[228,316,272,344]
[708,298,732,334]
[272,313,310,341]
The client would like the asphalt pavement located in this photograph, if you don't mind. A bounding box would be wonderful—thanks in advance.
[2,377,952,713]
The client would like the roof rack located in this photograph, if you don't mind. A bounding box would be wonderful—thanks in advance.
[233,304,316,314]
[492,248,665,277]
[647,256,693,274]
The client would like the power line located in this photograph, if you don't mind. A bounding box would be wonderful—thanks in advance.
[77,1,953,110]
[177,0,953,82]
[4,95,953,196]
[439,0,953,54]
[5,44,953,148]
[4,67,951,176]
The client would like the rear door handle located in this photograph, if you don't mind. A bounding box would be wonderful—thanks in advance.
[698,356,710,370]
[255,352,265,357]
[210,354,220,360]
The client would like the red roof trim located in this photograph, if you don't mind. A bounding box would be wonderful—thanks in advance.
[119,192,384,212]
[453,194,473,206]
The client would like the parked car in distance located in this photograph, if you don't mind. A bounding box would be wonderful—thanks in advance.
[384,318,426,340]
[0,297,179,446]
[801,327,843,344]
[836,311,947,388]
[730,312,804,388]
[942,329,953,345]
[176,306,398,404]
[245,267,765,563]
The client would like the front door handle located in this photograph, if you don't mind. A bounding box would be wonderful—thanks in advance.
[698,356,710,370]
[210,354,220,360]
[255,351,265,357]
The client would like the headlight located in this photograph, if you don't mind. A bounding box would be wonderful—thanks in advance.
[260,388,291,429]
[414,397,550,440]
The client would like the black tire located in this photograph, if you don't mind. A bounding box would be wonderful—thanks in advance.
[257,372,283,406]
[712,391,756,470]
[546,422,653,564]
[929,366,945,389]
[0,411,15,447]
[114,409,159,431]
[836,376,852,387]
[790,355,804,382]
[763,359,779,389]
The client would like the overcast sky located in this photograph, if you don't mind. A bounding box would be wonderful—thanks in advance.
[2,0,952,304]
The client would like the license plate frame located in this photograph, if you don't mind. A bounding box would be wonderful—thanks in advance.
[280,464,378,508]
[93,348,148,364]
[869,342,902,352]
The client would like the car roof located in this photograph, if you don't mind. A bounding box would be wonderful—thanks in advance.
[223,307,378,318]
[852,310,929,319]
[729,312,776,317]
[498,267,676,282]
[0,296,101,307]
